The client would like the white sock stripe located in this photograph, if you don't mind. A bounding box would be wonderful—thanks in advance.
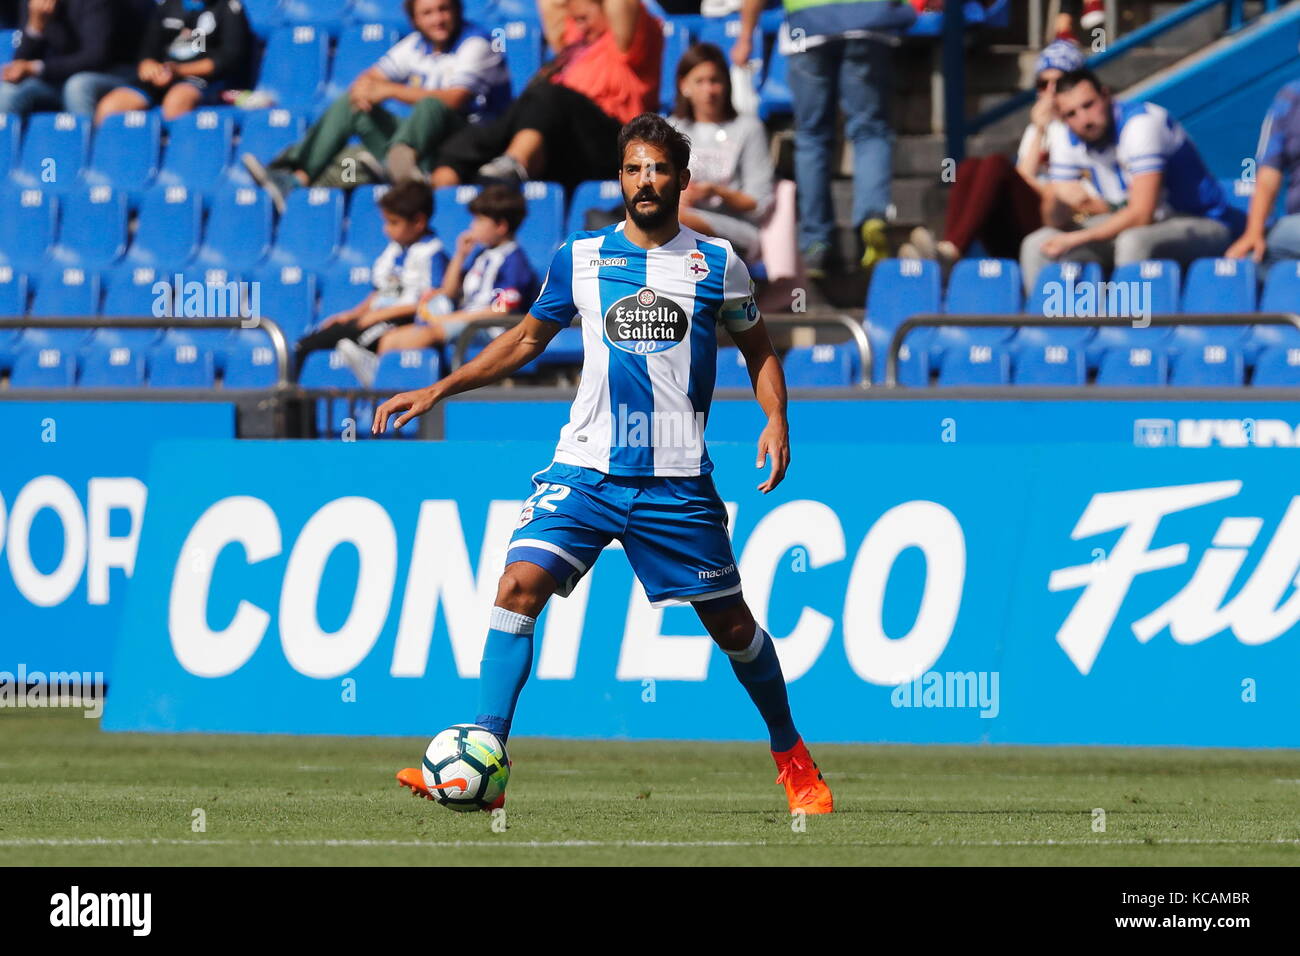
[490,606,536,635]
[723,625,767,663]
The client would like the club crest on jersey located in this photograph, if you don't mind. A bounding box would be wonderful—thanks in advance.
[685,251,710,281]
[604,288,689,354]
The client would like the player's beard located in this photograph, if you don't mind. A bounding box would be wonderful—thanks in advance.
[625,184,677,230]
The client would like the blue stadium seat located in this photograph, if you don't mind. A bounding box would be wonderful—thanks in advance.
[374,347,441,436]
[257,25,330,109]
[49,186,128,269]
[758,33,792,120]
[81,110,161,203]
[1012,344,1085,385]
[224,336,282,387]
[535,326,583,367]
[1021,260,1103,349]
[434,183,478,241]
[518,181,565,270]
[326,22,402,99]
[240,0,285,37]
[659,19,692,112]
[79,344,145,388]
[9,112,89,193]
[1251,346,1300,386]
[10,346,76,387]
[126,184,202,268]
[248,263,318,341]
[157,109,236,198]
[0,185,57,271]
[269,186,345,266]
[1172,257,1256,350]
[938,344,1012,386]
[1,29,19,66]
[30,266,100,318]
[1252,261,1300,353]
[0,265,28,317]
[318,263,374,318]
[340,184,390,264]
[97,266,167,349]
[783,343,856,387]
[154,267,247,354]
[933,258,1019,361]
[1088,259,1179,360]
[148,342,216,388]
[0,112,19,176]
[863,258,942,382]
[1219,176,1285,221]
[500,20,542,99]
[1095,346,1167,387]
[565,180,621,234]
[227,108,306,187]
[891,341,930,387]
[715,346,750,388]
[465,0,541,26]
[350,0,408,26]
[299,349,366,436]
[195,185,273,271]
[282,0,352,31]
[1169,344,1245,386]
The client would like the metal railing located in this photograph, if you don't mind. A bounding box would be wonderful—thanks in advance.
[0,314,295,431]
[884,312,1300,387]
[449,311,875,388]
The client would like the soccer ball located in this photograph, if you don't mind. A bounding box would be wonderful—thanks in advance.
[421,724,510,812]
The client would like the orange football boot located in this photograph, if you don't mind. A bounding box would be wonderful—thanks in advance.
[396,768,507,812]
[772,739,833,814]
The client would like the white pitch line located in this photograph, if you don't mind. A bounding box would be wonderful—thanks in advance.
[3,837,1300,849]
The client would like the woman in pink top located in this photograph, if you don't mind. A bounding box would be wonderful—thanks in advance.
[431,0,663,190]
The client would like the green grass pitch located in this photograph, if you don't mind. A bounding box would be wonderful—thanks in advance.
[3,709,1300,866]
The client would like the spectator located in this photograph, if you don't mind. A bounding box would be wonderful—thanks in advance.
[431,0,663,191]
[244,0,510,214]
[0,0,151,117]
[735,0,916,277]
[295,181,450,377]
[94,0,253,124]
[666,42,773,263]
[358,185,539,383]
[1020,68,1245,292]
[1226,79,1300,273]
[902,40,1087,264]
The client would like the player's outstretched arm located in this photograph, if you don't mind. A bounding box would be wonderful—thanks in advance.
[371,314,562,434]
[730,317,790,493]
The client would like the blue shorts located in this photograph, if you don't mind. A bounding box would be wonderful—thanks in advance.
[507,461,743,608]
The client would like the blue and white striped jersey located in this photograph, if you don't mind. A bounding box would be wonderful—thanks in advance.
[371,232,449,308]
[1047,100,1243,231]
[530,222,760,477]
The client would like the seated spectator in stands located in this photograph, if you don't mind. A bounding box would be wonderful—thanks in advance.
[356,185,539,383]
[431,0,663,191]
[1020,68,1245,292]
[94,0,253,123]
[294,181,450,378]
[1226,79,1300,274]
[903,40,1085,265]
[244,0,510,214]
[665,42,772,263]
[0,0,151,117]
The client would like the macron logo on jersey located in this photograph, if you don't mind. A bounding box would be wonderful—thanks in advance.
[590,256,629,268]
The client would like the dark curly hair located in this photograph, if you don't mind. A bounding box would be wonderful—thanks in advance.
[617,113,692,177]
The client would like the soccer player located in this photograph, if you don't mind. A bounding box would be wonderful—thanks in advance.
[376,112,833,816]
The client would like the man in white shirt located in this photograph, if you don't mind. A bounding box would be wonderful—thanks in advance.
[1020,68,1245,292]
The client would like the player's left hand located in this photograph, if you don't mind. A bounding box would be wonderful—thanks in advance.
[755,419,789,493]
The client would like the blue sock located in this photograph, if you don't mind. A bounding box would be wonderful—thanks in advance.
[725,625,799,753]
[474,606,535,744]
